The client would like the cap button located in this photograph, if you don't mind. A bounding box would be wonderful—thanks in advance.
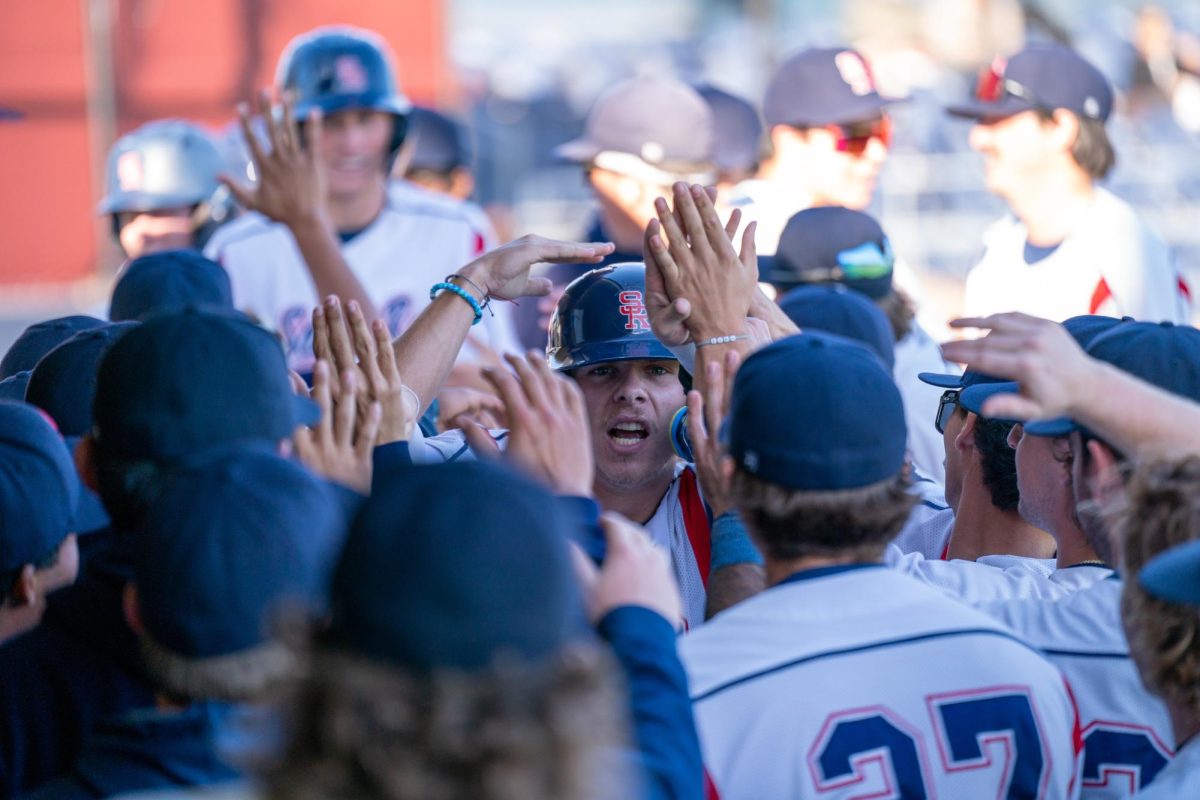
[641,141,665,163]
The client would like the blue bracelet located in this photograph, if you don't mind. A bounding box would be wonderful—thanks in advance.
[430,281,483,325]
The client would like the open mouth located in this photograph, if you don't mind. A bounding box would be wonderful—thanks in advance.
[608,421,649,447]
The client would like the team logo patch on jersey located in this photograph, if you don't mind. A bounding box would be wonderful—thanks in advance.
[618,290,650,331]
[383,296,412,337]
[334,55,368,93]
[116,151,144,191]
[834,50,875,96]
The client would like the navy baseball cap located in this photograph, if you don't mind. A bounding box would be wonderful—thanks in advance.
[0,402,79,573]
[25,322,139,437]
[919,368,1009,415]
[1140,540,1200,605]
[135,445,344,658]
[947,44,1113,123]
[761,206,895,299]
[0,371,30,401]
[0,315,106,380]
[404,106,471,173]
[695,84,764,174]
[329,460,587,671]
[778,285,895,370]
[109,249,234,322]
[555,76,714,171]
[92,307,319,462]
[763,47,896,128]
[1026,321,1200,437]
[727,332,907,490]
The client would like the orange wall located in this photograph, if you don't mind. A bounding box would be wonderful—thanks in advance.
[0,0,446,285]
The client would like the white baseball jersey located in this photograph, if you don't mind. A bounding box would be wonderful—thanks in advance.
[887,546,1111,602]
[1133,736,1198,798]
[977,577,1175,798]
[205,181,518,371]
[895,324,957,485]
[891,471,955,560]
[682,565,1082,799]
[964,187,1189,325]
[411,428,711,629]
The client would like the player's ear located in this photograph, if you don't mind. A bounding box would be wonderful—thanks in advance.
[74,435,100,494]
[1048,109,1080,154]
[8,565,37,607]
[1085,438,1123,503]
[953,412,977,453]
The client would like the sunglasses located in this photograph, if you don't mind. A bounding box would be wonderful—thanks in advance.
[935,389,961,434]
[829,115,892,156]
[973,60,1045,112]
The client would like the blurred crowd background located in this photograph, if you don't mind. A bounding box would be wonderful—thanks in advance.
[2,0,1199,348]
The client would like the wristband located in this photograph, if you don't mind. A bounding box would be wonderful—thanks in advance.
[710,511,764,570]
[696,334,749,348]
[446,273,494,318]
[430,281,483,325]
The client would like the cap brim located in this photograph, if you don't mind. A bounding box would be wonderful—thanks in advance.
[1141,540,1200,605]
[1023,416,1079,437]
[945,96,1034,120]
[554,137,603,163]
[917,371,965,388]
[959,381,1022,421]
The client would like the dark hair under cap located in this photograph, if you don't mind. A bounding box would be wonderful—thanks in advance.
[329,460,589,672]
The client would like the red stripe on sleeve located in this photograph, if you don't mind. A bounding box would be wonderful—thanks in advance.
[679,468,712,587]
[1088,277,1112,315]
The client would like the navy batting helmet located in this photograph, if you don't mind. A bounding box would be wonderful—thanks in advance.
[97,120,233,247]
[277,26,411,162]
[546,263,676,371]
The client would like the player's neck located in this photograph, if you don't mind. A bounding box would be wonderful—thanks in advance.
[764,555,874,587]
[593,473,675,526]
[1052,530,1102,569]
[948,488,1056,562]
[1169,707,1200,752]
[0,604,42,647]
[1009,171,1094,247]
[327,180,387,233]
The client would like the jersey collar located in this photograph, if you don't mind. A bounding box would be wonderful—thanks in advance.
[776,562,883,587]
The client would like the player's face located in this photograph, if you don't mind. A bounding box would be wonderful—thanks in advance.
[1008,424,1072,535]
[774,118,888,211]
[941,406,968,512]
[573,359,684,492]
[319,109,393,197]
[968,111,1056,202]
[116,208,194,258]
[586,167,665,249]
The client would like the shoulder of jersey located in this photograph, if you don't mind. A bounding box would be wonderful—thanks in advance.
[204,211,289,254]
[386,180,480,227]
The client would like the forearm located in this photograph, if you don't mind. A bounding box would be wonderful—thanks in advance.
[391,288,477,417]
[289,216,378,320]
[1071,361,1200,458]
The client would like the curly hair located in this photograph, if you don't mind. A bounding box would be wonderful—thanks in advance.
[731,469,916,562]
[1117,456,1200,717]
[874,288,915,342]
[265,642,632,800]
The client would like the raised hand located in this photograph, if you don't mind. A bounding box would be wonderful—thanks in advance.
[313,296,417,444]
[686,349,741,518]
[941,313,1093,422]
[645,183,758,342]
[294,360,381,493]
[462,351,594,497]
[221,89,328,230]
[458,234,615,303]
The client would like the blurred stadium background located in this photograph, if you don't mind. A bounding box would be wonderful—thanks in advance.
[1,0,1198,347]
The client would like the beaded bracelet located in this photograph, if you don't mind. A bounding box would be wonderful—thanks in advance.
[446,273,494,318]
[695,334,749,348]
[430,281,483,325]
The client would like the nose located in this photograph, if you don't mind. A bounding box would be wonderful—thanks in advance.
[863,135,888,164]
[1007,423,1023,450]
[613,369,649,404]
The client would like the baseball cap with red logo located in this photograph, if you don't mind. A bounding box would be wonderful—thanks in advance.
[946,44,1113,122]
[763,47,898,128]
